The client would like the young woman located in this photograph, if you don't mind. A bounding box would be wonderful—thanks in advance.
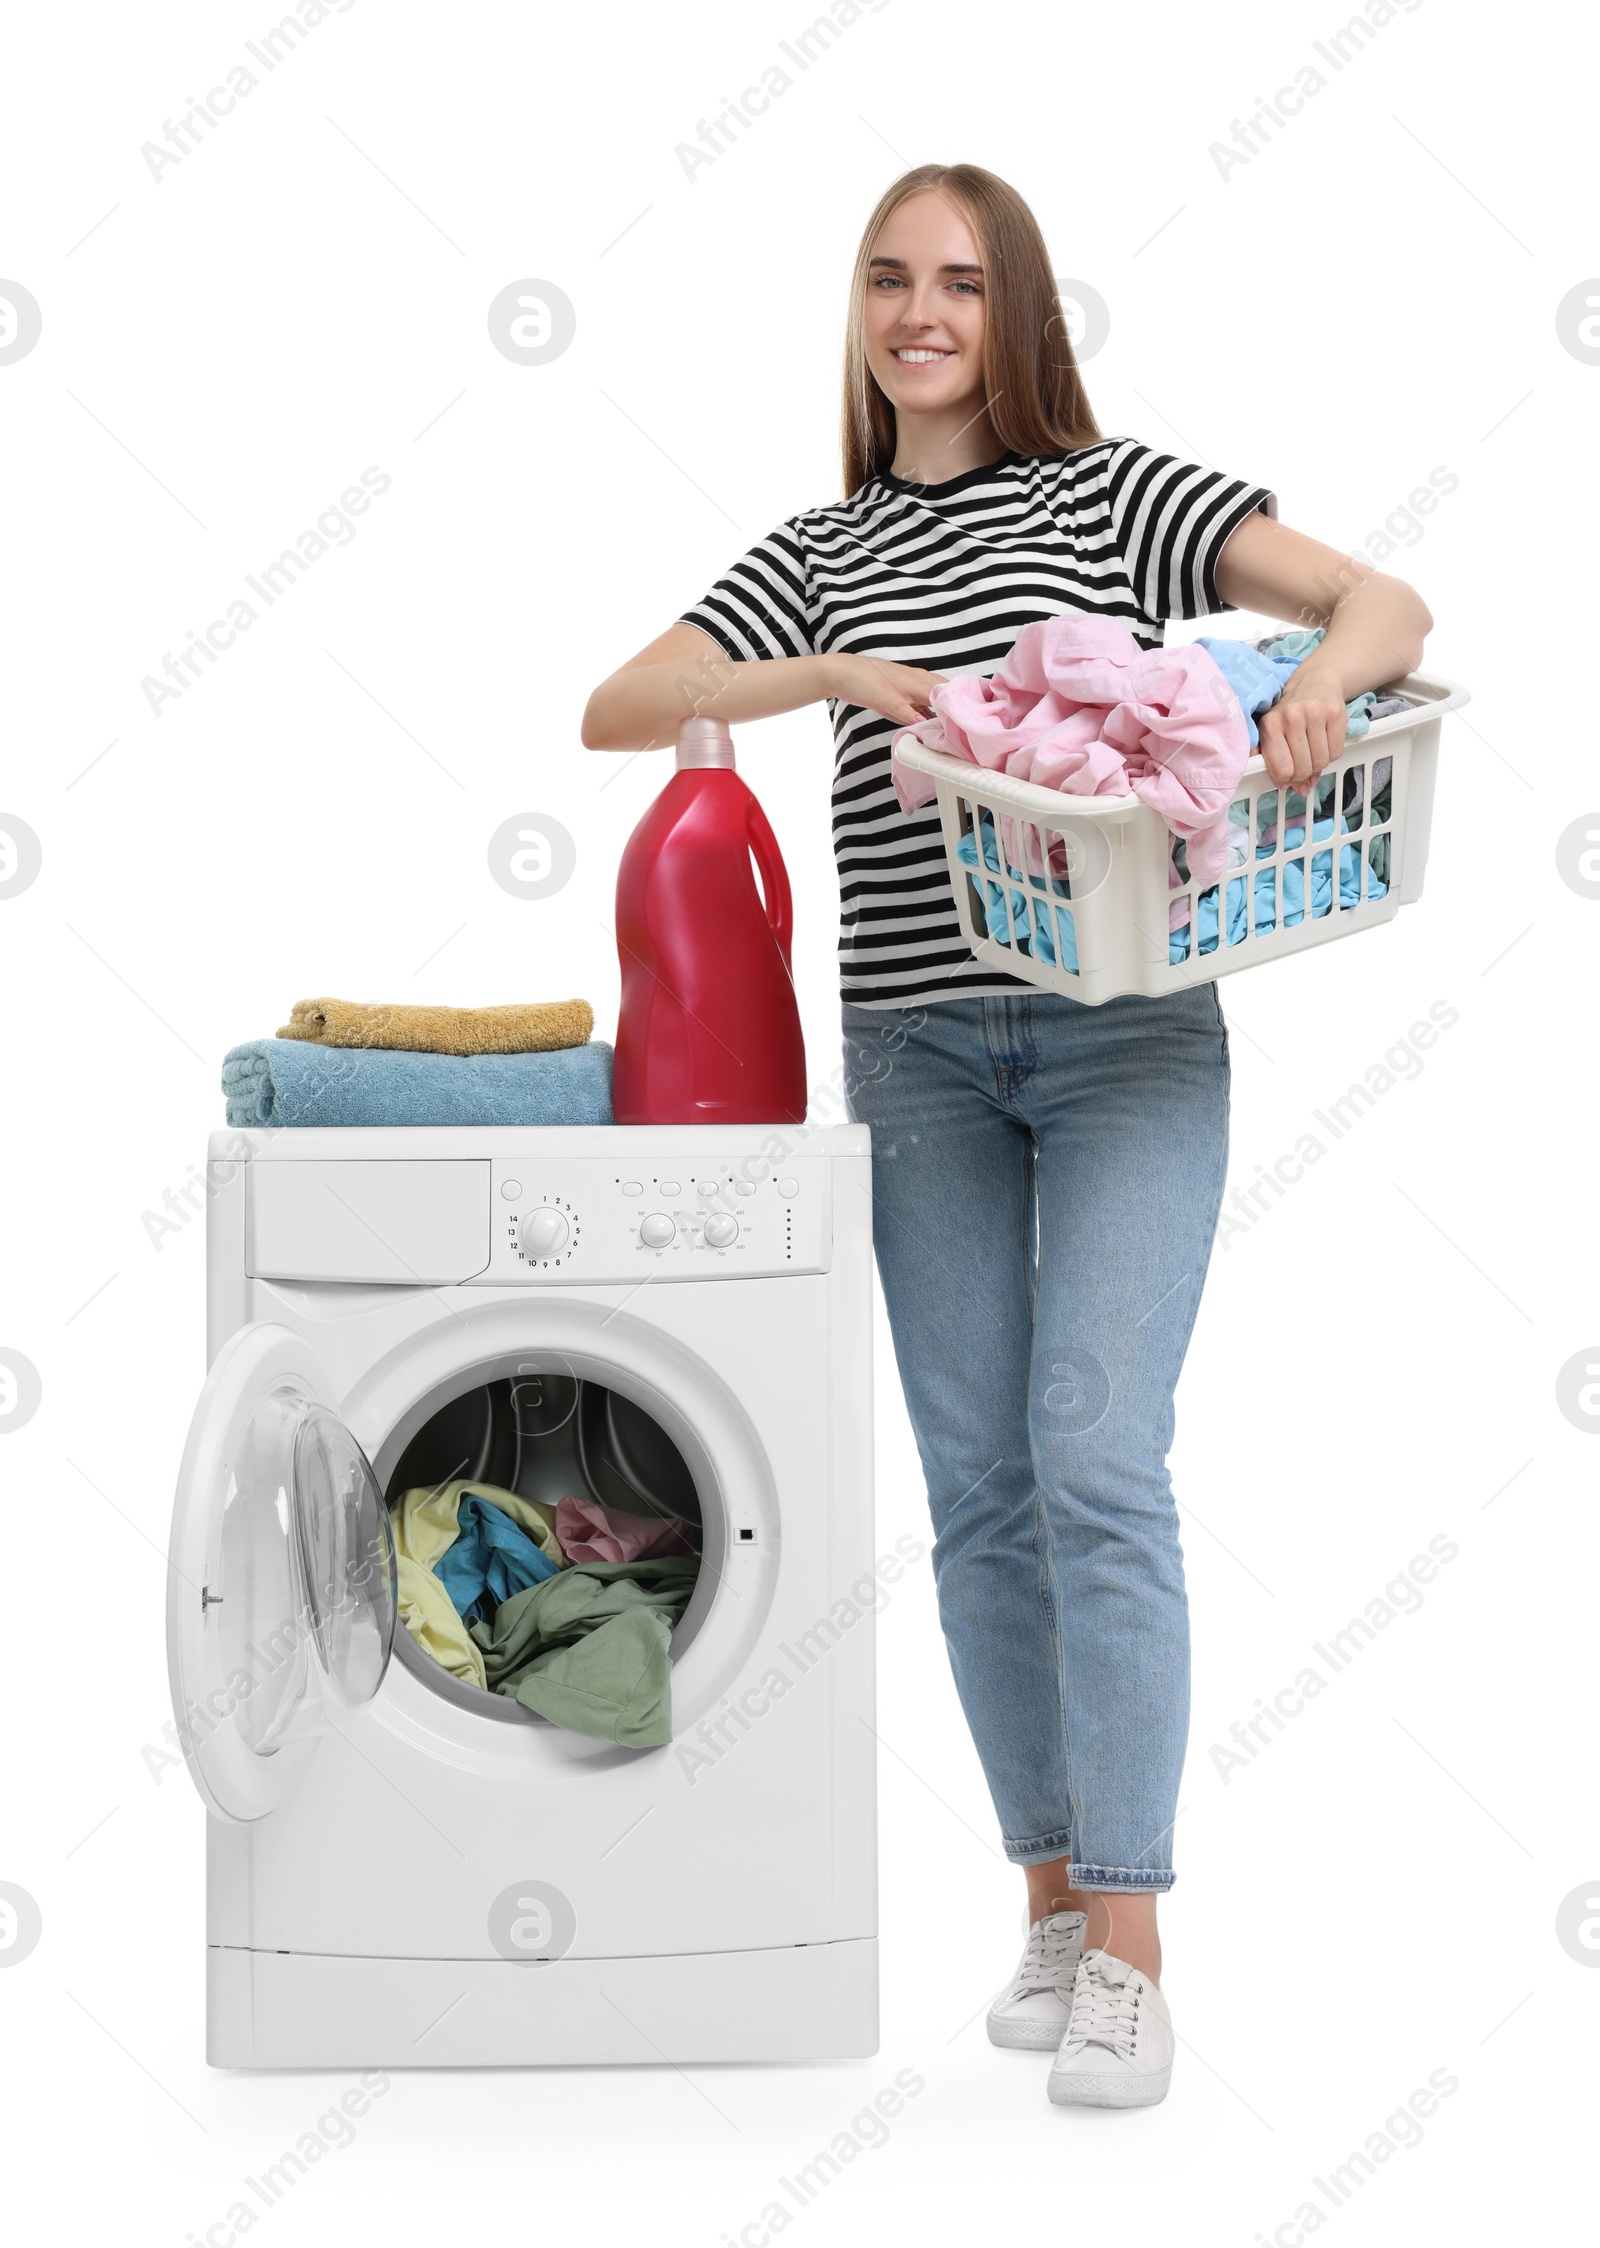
[584,164,1431,2109]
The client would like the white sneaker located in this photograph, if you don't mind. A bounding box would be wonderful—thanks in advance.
[985,1912,1088,2050]
[1047,1947,1174,2108]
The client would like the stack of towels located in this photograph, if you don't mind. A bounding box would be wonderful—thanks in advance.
[222,997,612,1127]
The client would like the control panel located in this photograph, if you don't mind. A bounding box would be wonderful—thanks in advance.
[472,1153,832,1284]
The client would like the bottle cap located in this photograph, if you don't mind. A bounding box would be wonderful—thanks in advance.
[676,717,735,770]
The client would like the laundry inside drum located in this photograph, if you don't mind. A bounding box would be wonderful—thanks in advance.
[383,1376,703,1746]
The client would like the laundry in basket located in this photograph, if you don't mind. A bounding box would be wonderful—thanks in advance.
[893,615,1254,885]
[893,625,1468,1006]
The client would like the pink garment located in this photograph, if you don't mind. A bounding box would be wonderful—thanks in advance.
[555,1493,696,1565]
[892,615,1250,885]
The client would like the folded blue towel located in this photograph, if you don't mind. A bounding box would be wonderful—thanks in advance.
[222,1038,614,1127]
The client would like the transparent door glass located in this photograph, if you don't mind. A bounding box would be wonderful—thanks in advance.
[215,1387,315,1755]
[293,1404,397,1706]
[211,1386,395,1756]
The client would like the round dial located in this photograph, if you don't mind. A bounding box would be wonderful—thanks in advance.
[518,1207,571,1260]
[702,1214,738,1249]
[639,1213,676,1248]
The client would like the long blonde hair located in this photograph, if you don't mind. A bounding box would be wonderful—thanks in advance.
[841,164,1101,496]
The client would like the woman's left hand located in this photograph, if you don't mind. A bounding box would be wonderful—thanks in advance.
[1257,666,1347,788]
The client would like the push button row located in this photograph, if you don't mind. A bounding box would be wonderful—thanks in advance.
[617,1175,798,1197]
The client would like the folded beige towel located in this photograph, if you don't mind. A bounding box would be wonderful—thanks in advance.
[277,997,593,1057]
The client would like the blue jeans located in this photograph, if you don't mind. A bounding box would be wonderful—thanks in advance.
[842,988,1230,1890]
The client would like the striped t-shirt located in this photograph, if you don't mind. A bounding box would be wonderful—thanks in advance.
[682,440,1276,1009]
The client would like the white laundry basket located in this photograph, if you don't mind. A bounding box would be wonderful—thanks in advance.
[893,669,1469,1006]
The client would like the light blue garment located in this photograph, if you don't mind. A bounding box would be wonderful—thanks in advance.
[956,817,1079,973]
[1254,626,1325,664]
[1197,628,1375,744]
[1347,694,1378,736]
[1170,813,1388,961]
[956,799,1388,973]
[1192,636,1300,748]
[435,1494,560,1627]
[221,1038,614,1127]
[842,987,1230,1890]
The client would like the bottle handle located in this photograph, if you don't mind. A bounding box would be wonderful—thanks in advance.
[745,795,793,967]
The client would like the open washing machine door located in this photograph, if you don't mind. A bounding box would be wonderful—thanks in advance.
[167,1323,397,1824]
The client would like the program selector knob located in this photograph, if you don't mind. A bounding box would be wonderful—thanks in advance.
[702,1214,738,1249]
[639,1212,676,1248]
[518,1207,570,1259]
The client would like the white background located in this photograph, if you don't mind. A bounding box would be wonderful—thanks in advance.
[2,0,1594,2239]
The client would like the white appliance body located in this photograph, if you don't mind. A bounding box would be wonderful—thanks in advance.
[172,1125,877,2067]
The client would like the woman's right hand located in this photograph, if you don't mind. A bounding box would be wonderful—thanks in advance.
[583,625,945,752]
[824,653,945,727]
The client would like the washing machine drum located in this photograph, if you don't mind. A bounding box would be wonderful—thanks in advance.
[387,1375,701,1533]
[576,1382,700,1528]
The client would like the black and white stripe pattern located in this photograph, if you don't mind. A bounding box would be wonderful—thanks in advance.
[682,440,1276,1009]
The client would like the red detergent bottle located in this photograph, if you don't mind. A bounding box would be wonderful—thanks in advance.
[613,716,807,1124]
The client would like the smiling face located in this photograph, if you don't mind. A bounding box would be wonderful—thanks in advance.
[861,189,989,423]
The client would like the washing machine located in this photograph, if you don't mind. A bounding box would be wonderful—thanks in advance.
[167,1123,878,2067]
